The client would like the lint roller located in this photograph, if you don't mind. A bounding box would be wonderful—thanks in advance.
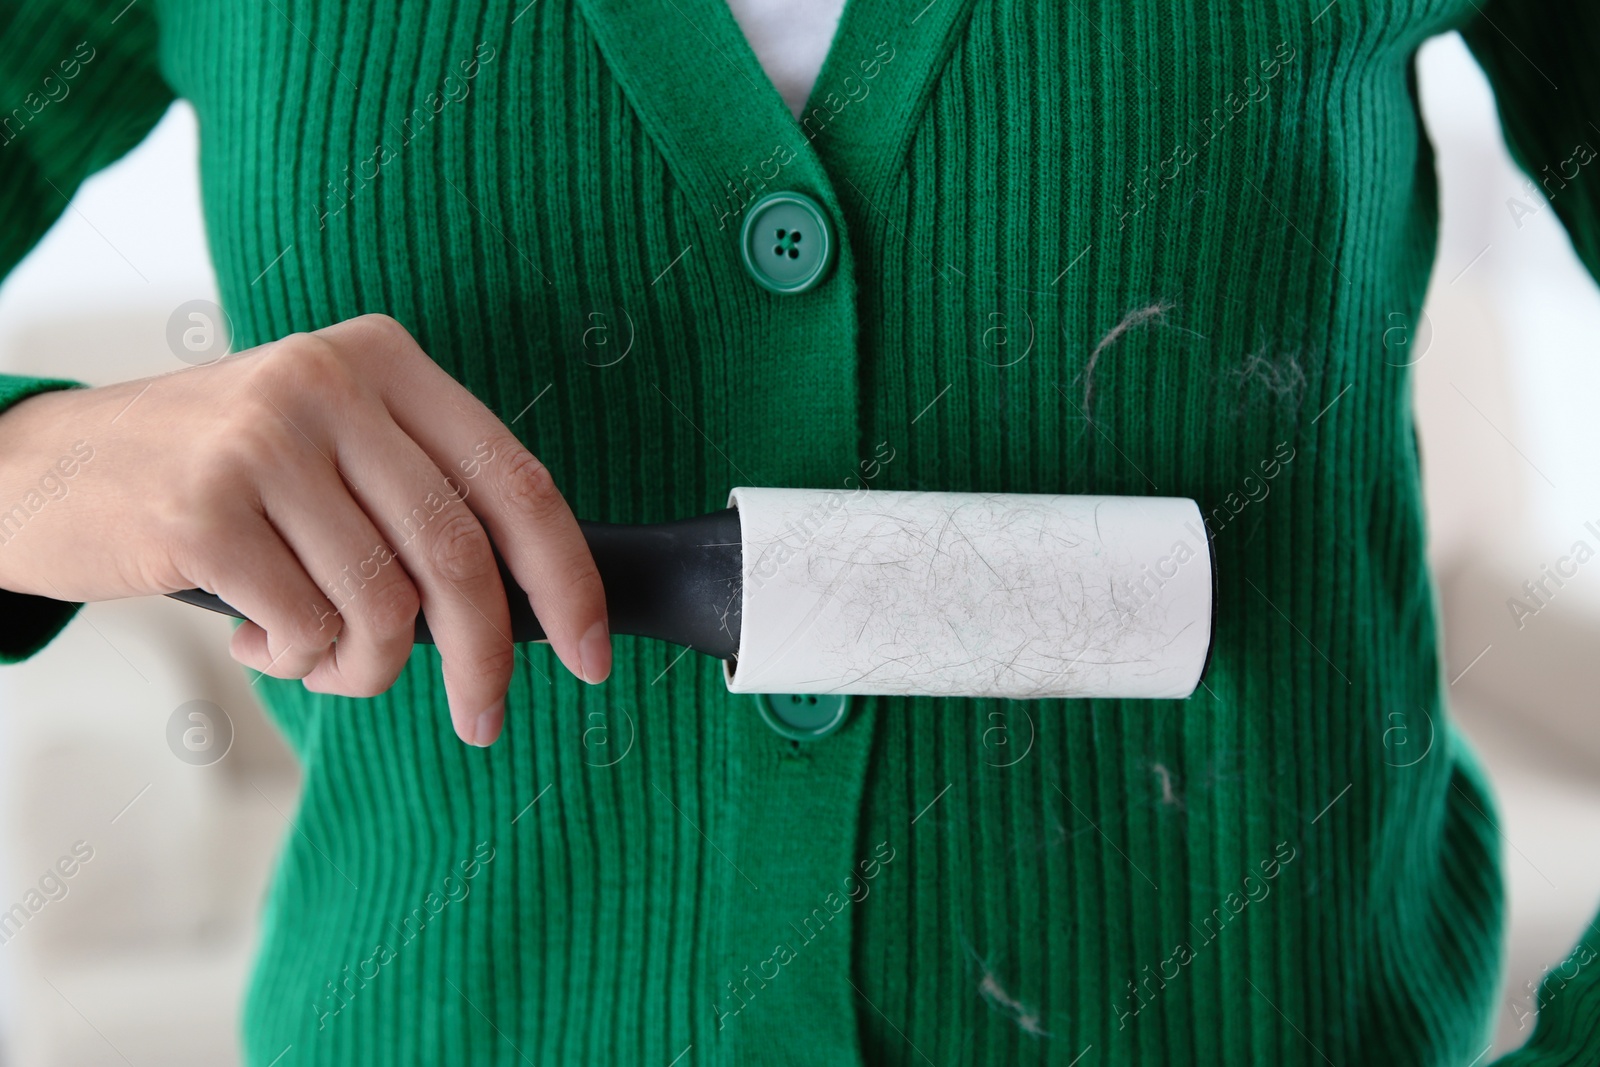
[170,489,1215,700]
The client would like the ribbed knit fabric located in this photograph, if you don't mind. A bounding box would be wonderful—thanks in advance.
[3,1,1600,1064]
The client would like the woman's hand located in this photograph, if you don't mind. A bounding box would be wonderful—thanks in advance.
[0,313,610,746]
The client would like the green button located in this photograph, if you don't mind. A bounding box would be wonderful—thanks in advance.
[757,692,852,742]
[739,191,836,294]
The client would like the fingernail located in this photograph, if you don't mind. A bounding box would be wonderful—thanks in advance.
[473,701,503,747]
[578,619,611,684]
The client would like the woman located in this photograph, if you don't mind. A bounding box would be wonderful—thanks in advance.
[0,0,1594,1063]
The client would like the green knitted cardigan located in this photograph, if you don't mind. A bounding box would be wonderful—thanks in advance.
[3,0,1599,1063]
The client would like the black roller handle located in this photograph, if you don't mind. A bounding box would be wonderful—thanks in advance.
[167,507,745,659]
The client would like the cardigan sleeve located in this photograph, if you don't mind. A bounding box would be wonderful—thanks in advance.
[0,0,173,663]
[1459,4,1600,1063]
[1461,3,1600,280]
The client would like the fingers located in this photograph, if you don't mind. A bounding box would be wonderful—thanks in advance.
[253,444,422,705]
[204,512,342,680]
[237,314,606,748]
[328,402,518,747]
[320,315,611,687]
[463,442,611,685]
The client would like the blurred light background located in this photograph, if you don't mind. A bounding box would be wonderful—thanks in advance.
[0,30,1595,1064]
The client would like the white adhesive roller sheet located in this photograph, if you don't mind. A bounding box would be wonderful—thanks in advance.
[723,487,1213,700]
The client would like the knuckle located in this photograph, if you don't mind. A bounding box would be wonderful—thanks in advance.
[350,312,410,346]
[302,602,345,645]
[357,575,421,636]
[426,512,495,585]
[252,332,360,403]
[276,610,337,653]
[258,331,336,378]
[328,653,407,699]
[561,561,607,611]
[258,650,313,681]
[462,641,517,687]
[499,446,564,516]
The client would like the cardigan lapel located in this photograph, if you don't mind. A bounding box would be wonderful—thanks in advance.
[803,0,984,211]
[573,0,981,228]
[572,0,832,234]
[571,0,865,500]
